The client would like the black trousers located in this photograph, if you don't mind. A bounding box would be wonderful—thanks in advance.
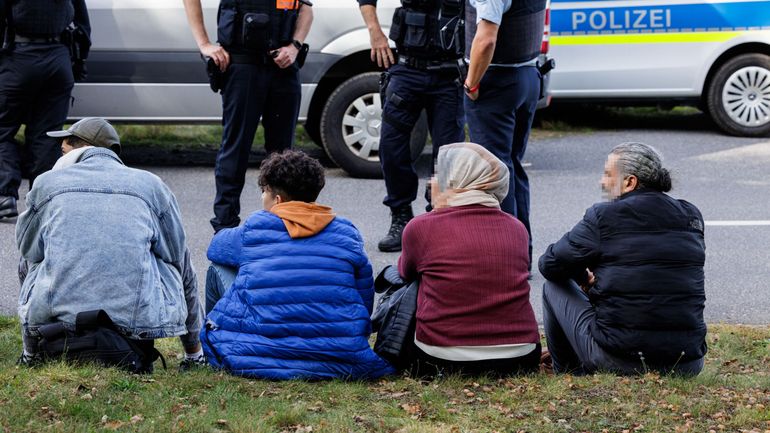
[379,64,465,209]
[464,66,541,264]
[542,279,705,376]
[408,342,541,378]
[212,62,300,231]
[0,44,74,198]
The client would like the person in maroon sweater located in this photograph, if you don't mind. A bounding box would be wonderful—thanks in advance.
[398,142,541,377]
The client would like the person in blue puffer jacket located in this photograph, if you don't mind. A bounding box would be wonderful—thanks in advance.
[201,150,394,380]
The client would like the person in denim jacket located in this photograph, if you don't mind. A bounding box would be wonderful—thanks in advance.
[15,118,204,369]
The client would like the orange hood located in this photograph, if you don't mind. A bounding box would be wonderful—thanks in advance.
[270,201,336,238]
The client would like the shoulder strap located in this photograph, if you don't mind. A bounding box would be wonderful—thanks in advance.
[75,310,118,333]
[38,322,67,340]
[374,265,406,294]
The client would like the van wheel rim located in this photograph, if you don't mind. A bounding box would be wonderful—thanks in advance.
[722,66,770,128]
[340,93,382,162]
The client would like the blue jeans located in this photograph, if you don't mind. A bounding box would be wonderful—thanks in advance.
[464,66,540,260]
[542,280,705,376]
[380,64,465,209]
[205,263,238,314]
[212,63,300,231]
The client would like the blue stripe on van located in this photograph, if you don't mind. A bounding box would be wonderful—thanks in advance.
[551,1,770,35]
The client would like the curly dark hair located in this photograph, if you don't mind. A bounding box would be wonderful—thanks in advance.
[258,150,325,202]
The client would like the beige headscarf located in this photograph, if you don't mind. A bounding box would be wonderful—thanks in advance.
[431,142,509,209]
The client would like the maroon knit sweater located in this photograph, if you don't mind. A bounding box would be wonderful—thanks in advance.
[398,205,539,347]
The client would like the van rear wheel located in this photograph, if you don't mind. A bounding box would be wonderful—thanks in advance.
[707,53,770,137]
[320,72,428,178]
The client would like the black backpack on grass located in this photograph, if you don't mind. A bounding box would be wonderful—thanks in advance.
[37,310,165,374]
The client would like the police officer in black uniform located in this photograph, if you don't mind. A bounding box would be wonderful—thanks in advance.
[0,0,90,219]
[184,0,313,232]
[358,0,466,252]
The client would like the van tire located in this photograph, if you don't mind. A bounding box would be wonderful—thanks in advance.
[707,53,770,137]
[320,72,428,178]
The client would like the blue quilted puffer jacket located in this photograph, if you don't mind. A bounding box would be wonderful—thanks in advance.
[200,210,394,380]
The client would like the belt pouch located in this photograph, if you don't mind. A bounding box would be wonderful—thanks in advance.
[217,5,238,46]
[389,8,406,44]
[403,11,428,49]
[242,12,270,52]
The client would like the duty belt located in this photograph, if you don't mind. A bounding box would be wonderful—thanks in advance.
[230,52,272,66]
[15,35,61,44]
[397,55,458,71]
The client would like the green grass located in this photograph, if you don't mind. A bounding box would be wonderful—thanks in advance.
[0,317,768,432]
[13,125,316,151]
[13,105,708,154]
[532,105,707,138]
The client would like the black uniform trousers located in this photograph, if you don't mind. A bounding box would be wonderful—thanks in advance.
[211,62,300,231]
[0,43,74,198]
[380,63,465,209]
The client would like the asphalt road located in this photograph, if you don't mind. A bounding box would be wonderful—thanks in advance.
[1,123,769,324]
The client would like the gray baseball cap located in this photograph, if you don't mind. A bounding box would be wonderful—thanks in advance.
[47,117,121,155]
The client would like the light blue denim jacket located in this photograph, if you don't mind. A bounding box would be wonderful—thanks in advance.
[16,148,202,348]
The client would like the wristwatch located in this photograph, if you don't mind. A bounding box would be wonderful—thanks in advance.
[464,82,480,94]
[291,39,303,50]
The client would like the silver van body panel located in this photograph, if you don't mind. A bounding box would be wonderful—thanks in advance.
[69,0,399,122]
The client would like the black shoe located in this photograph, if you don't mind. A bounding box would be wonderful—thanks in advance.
[178,354,207,372]
[0,196,18,219]
[16,352,42,367]
[377,205,414,252]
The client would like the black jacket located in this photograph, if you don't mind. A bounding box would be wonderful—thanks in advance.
[539,189,707,363]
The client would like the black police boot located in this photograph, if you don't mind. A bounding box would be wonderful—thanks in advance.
[377,205,414,253]
[0,196,18,219]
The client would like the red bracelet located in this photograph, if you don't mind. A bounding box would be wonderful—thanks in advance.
[464,82,480,93]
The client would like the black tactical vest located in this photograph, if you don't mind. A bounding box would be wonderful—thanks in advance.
[217,0,299,53]
[389,0,464,61]
[465,0,545,65]
[12,0,74,38]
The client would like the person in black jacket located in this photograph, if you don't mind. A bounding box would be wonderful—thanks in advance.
[539,142,707,376]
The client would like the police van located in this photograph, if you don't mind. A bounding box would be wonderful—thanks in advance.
[548,0,770,136]
[67,0,552,178]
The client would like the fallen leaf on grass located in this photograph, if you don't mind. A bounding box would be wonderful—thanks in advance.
[104,421,125,430]
[400,403,421,416]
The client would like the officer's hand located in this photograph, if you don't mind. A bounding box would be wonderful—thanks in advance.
[465,87,479,101]
[272,45,298,69]
[369,29,395,68]
[200,42,230,72]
